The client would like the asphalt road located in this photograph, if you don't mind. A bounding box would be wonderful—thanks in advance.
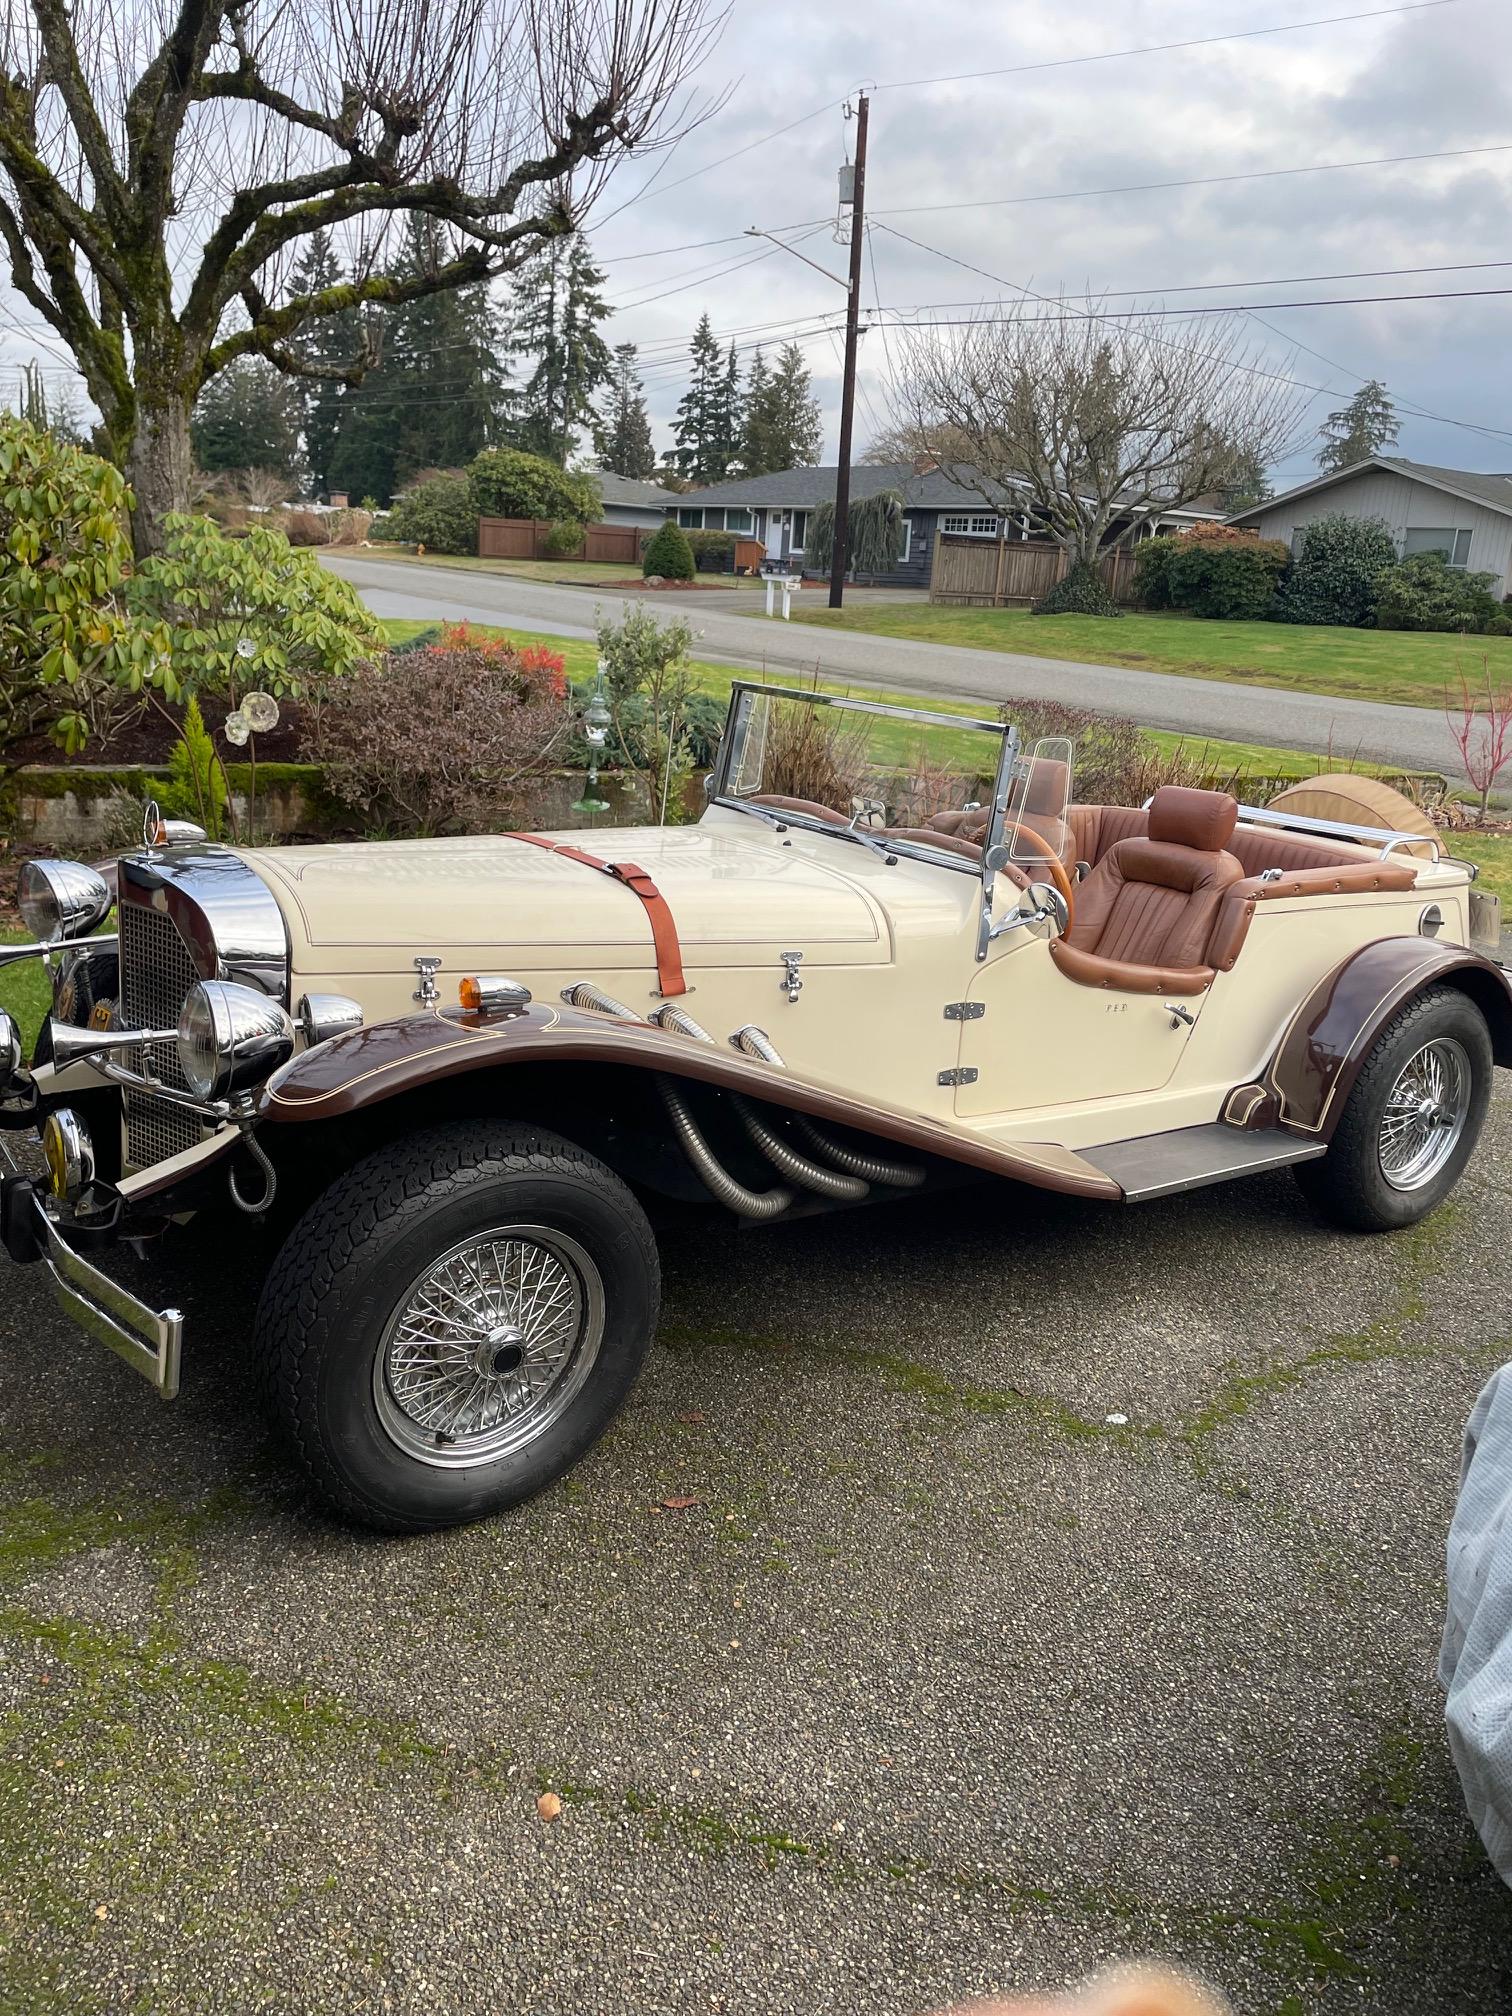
[2,1107,1509,2011]
[324,552,1467,777]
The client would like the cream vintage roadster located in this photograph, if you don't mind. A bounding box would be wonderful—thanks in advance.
[2,683,1508,1530]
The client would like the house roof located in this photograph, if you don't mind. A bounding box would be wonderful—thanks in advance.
[1229,456,1512,525]
[593,472,680,508]
[676,462,1210,518]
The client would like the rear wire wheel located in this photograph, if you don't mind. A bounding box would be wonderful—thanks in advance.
[1294,986,1491,1232]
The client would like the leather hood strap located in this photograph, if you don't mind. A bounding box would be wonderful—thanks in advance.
[505,834,688,998]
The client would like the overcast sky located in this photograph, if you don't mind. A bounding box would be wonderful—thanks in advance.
[582,0,1512,483]
[3,0,1508,488]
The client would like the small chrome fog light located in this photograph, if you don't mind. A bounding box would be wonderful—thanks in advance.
[41,1108,94,1204]
[177,981,294,1101]
[17,859,112,943]
[296,993,364,1048]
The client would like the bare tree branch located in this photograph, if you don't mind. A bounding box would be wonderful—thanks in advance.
[0,0,726,548]
[891,300,1309,564]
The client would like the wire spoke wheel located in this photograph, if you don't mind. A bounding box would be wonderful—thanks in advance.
[1377,1035,1472,1192]
[374,1224,605,1470]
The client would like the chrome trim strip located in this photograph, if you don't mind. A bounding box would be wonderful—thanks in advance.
[1232,801,1442,862]
[0,1138,182,1398]
[0,933,118,971]
[722,678,1006,737]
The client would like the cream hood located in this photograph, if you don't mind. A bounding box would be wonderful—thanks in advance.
[239,819,911,978]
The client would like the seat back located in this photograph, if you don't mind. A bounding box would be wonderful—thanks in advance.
[1051,787,1243,993]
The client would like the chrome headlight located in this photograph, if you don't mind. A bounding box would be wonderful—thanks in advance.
[177,981,294,1101]
[18,859,112,943]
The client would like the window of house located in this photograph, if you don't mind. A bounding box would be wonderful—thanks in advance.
[1403,526,1472,567]
[724,507,753,533]
[677,507,704,530]
[941,513,1000,538]
[1290,526,1307,559]
[899,517,913,564]
[790,511,808,552]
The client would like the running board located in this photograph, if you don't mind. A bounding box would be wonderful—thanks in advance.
[1084,1124,1326,1203]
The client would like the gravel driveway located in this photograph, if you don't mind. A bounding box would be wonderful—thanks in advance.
[1,1102,1510,2013]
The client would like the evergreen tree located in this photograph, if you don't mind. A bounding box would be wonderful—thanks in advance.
[596,342,657,477]
[507,236,613,465]
[328,217,509,504]
[671,313,729,482]
[1317,379,1399,473]
[742,341,822,474]
[286,227,360,497]
[190,358,304,482]
[49,378,87,447]
[1217,444,1272,514]
[716,341,742,476]
[17,359,48,429]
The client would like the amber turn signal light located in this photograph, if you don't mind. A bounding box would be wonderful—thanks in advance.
[459,976,532,1013]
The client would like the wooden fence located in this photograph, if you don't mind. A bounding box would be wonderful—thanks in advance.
[478,516,647,566]
[930,537,1138,607]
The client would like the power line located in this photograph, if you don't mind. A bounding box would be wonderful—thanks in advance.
[873,220,1512,447]
[866,140,1512,221]
[872,1,1460,92]
[886,284,1512,319]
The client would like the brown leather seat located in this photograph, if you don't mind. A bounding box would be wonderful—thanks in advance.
[928,757,1072,859]
[1048,785,1244,994]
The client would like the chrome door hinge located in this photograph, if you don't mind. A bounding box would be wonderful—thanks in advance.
[943,1001,986,1021]
[779,950,804,1004]
[412,955,443,1005]
[937,1066,979,1086]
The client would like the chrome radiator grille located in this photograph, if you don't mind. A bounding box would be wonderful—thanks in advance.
[119,902,205,1168]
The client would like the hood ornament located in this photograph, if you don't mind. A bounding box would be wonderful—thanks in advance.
[143,798,164,853]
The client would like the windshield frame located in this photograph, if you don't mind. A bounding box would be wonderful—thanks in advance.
[709,681,1016,879]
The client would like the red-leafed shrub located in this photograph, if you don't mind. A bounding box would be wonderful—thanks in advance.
[319,640,570,835]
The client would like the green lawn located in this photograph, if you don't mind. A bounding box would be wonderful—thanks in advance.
[0,932,53,1052]
[789,602,1512,712]
[1442,829,1512,905]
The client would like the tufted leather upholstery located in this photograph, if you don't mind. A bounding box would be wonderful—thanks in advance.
[1049,789,1243,993]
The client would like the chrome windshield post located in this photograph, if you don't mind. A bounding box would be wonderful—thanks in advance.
[976,722,1022,962]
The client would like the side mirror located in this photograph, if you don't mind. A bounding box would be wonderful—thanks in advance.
[1023,880,1070,938]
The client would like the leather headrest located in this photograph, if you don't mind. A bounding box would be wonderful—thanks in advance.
[1021,758,1071,817]
[1148,785,1238,853]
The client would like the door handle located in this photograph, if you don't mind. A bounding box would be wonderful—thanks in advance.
[1165,1002,1197,1029]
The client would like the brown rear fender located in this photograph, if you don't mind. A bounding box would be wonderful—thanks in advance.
[258,1001,1123,1202]
[1265,938,1512,1138]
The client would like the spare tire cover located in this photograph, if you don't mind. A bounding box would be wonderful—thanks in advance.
[1267,773,1439,860]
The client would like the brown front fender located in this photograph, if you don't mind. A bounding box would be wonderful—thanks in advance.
[1265,938,1512,1138]
[258,1001,1123,1201]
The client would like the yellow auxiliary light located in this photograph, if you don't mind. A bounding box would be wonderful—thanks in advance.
[40,1108,94,1205]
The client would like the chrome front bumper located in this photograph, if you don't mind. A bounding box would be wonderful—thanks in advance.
[0,1134,183,1399]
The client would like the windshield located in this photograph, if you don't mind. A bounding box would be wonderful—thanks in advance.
[714,684,1012,864]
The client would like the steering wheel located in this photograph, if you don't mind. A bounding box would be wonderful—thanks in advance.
[997,822,1076,926]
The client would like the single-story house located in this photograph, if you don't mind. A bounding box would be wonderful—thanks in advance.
[1228,457,1512,596]
[664,461,1210,588]
[593,472,680,531]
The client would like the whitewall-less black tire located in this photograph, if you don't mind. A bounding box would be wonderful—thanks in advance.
[1293,986,1491,1232]
[254,1123,659,1531]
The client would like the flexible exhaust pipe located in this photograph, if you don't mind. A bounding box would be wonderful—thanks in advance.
[562,982,645,1020]
[790,1113,926,1190]
[731,1097,869,1201]
[656,1076,793,1221]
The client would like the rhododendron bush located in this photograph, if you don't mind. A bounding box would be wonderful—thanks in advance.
[318,637,569,835]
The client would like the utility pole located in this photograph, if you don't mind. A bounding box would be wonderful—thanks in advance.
[828,92,868,609]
